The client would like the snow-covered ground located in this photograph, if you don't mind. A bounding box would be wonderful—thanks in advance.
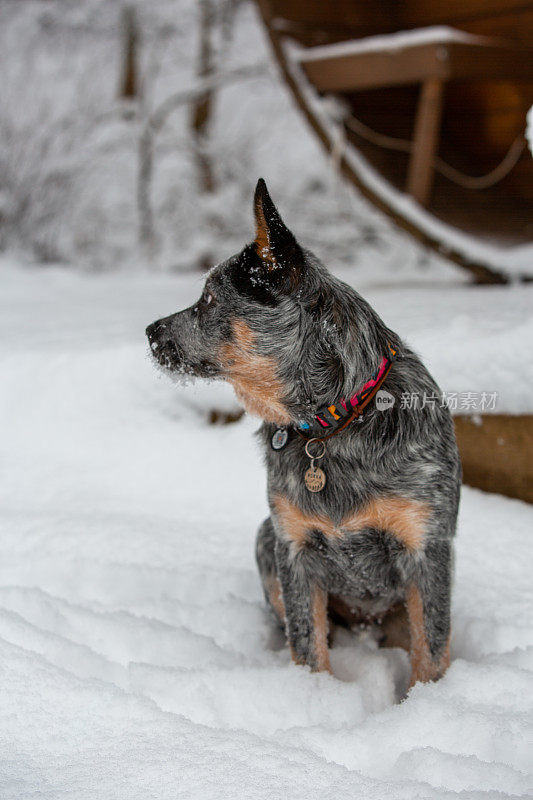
[1,258,533,799]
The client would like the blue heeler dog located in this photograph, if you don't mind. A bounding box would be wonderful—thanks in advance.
[146,179,461,686]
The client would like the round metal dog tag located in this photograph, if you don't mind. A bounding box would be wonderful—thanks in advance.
[304,466,326,492]
[271,428,289,450]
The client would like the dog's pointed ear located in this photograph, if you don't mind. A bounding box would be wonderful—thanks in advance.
[253,179,304,285]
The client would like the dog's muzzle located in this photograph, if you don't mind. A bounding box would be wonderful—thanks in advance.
[146,320,185,371]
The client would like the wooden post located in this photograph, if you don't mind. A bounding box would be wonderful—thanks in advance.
[120,5,138,99]
[407,78,443,206]
[190,0,217,195]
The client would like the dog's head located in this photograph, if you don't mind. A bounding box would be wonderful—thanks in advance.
[146,179,395,426]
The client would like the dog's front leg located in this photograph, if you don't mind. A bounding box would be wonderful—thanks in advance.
[274,538,331,673]
[407,539,452,686]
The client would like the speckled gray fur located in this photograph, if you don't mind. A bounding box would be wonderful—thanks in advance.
[146,179,461,678]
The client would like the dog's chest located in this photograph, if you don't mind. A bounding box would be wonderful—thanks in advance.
[272,499,409,604]
[264,428,430,585]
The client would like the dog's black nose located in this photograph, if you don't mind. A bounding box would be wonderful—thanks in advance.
[146,319,167,344]
[146,317,185,369]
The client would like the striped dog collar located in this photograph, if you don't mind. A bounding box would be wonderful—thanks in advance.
[296,343,398,441]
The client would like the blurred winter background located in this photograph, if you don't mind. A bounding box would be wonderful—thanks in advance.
[1,2,532,799]
[0,0,444,275]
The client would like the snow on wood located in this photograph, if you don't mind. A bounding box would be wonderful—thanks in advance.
[285,41,533,278]
[294,25,485,63]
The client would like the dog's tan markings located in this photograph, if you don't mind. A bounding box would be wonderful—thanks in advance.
[264,573,286,623]
[344,497,429,551]
[406,585,450,686]
[273,494,336,548]
[273,495,428,551]
[219,319,290,425]
[254,193,276,266]
[312,587,332,673]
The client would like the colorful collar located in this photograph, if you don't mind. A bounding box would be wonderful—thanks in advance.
[296,343,398,441]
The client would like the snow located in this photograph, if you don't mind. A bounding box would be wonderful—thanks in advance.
[294,25,484,62]
[1,258,533,798]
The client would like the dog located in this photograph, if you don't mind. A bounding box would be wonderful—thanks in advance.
[146,179,461,686]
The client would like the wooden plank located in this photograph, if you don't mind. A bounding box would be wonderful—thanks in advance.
[455,414,533,503]
[300,44,448,91]
[300,39,533,93]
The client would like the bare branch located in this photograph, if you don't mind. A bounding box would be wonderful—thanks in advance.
[137,61,267,248]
